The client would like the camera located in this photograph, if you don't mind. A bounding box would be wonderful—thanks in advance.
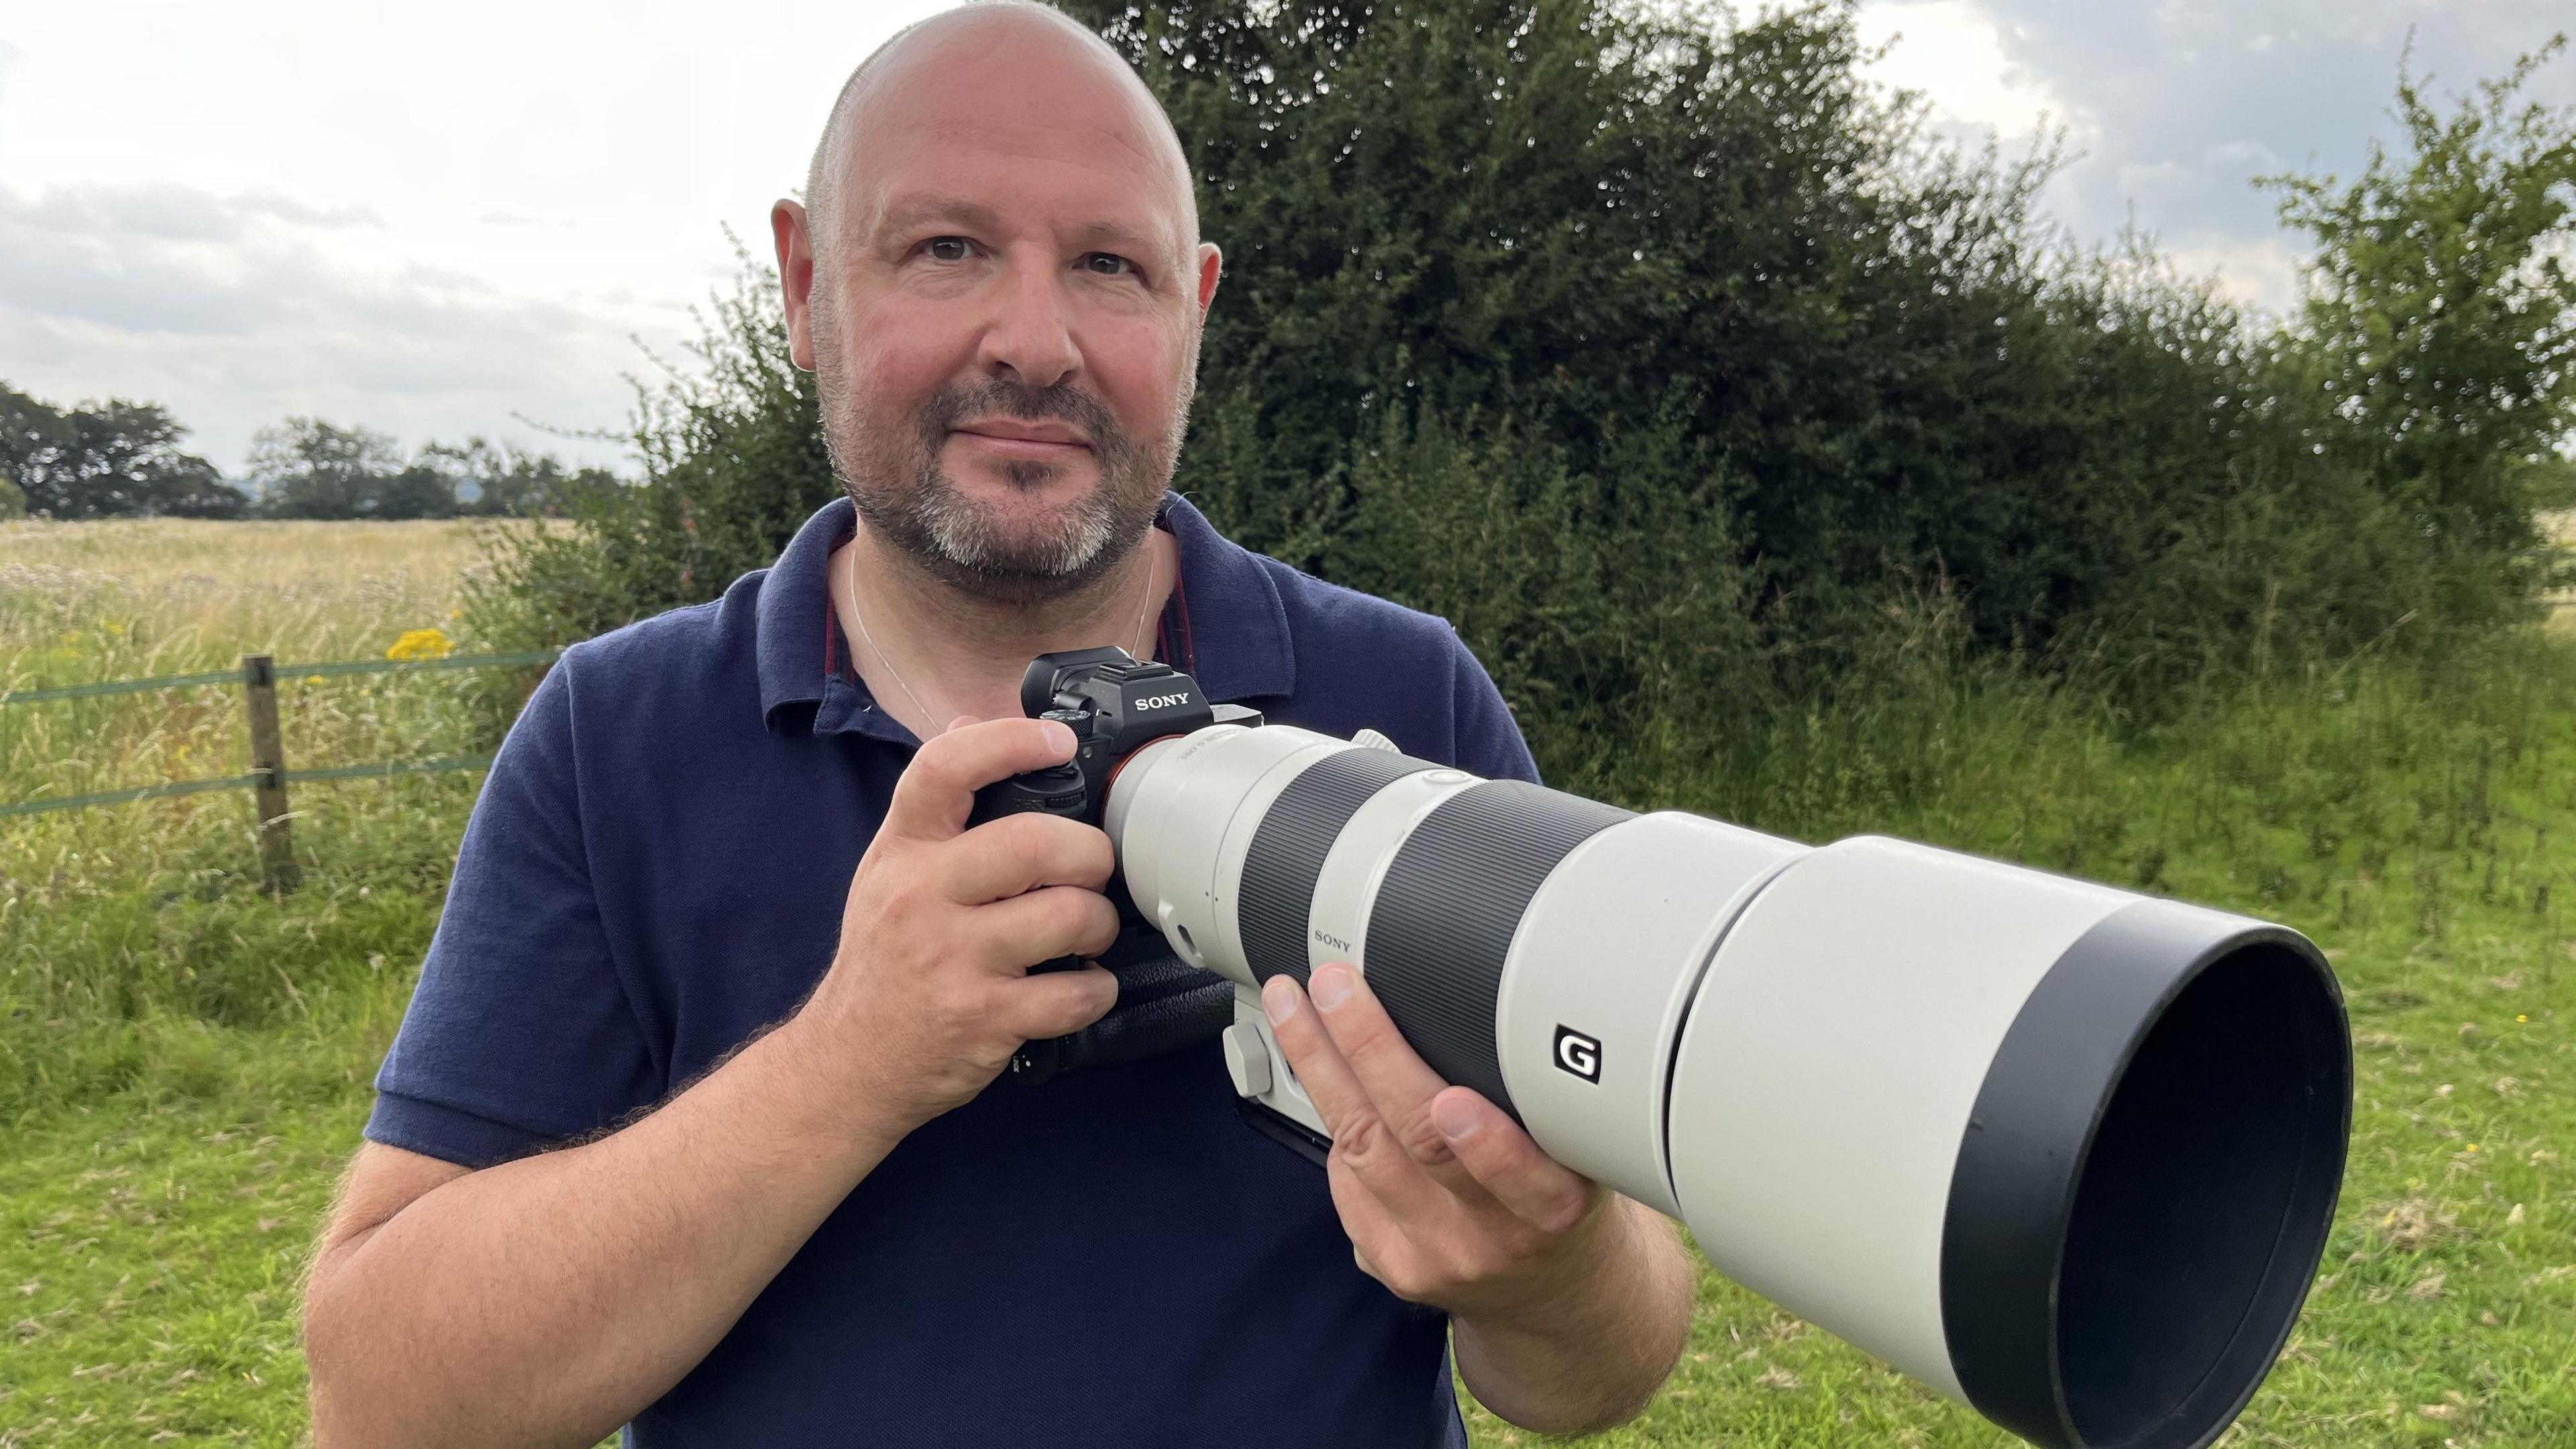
[965,649,1256,1083]
[977,647,2351,1449]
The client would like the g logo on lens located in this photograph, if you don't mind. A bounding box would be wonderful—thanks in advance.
[1554,1026,1602,1082]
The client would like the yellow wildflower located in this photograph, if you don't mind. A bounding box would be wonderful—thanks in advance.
[387,627,455,661]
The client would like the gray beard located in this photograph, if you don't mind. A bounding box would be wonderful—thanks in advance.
[817,366,1181,609]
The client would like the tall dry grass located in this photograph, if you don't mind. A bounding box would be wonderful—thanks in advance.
[1,520,547,1111]
[0,520,511,816]
[0,518,495,670]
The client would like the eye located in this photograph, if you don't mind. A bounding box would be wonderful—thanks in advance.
[922,236,973,262]
[1079,252,1137,277]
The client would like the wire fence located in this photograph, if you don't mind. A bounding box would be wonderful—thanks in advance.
[0,648,559,885]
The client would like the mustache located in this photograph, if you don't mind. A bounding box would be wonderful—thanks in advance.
[917,379,1131,463]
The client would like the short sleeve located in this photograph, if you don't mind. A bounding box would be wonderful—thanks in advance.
[1443,627,1542,787]
[366,654,660,1168]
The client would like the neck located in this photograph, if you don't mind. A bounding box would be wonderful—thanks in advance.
[830,515,1177,739]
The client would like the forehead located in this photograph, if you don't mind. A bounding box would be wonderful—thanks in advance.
[839,21,1191,256]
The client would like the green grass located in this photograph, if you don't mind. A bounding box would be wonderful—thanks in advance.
[0,1046,382,1444]
[4,522,2573,1446]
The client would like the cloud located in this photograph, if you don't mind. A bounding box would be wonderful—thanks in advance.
[238,190,384,230]
[1856,0,2576,314]
[0,180,662,472]
[1955,0,2576,239]
[2161,233,2308,315]
[1859,1,2098,150]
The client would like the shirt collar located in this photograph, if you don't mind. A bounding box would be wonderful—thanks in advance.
[1157,490,1296,705]
[755,491,1297,737]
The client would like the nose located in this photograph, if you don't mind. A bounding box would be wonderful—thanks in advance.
[975,247,1081,391]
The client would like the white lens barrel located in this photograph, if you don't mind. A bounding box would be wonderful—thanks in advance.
[1662,837,2135,1396]
[1104,726,2351,1449]
[1489,812,1807,1217]
[1104,724,1346,983]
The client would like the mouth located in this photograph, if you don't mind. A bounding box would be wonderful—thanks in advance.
[951,419,1093,457]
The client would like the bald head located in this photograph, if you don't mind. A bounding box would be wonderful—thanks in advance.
[771,0,1222,608]
[804,1,1198,264]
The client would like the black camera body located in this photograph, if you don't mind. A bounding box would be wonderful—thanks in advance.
[966,649,1255,1083]
[965,647,1233,833]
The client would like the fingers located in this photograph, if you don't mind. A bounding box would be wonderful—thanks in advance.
[1261,974,1450,1217]
[990,963,1119,1042]
[1303,963,1455,1159]
[881,717,1079,843]
[1295,963,1489,1200]
[1428,1087,1597,1234]
[938,812,1116,905]
[968,883,1122,968]
[1271,965,1587,1227]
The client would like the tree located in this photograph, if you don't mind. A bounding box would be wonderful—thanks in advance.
[0,384,246,519]
[424,437,615,517]
[248,419,422,519]
[2266,36,2576,612]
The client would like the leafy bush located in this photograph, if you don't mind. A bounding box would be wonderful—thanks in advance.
[468,1,2576,774]
[2265,39,2576,622]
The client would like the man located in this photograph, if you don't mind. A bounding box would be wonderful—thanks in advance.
[301,4,1693,1444]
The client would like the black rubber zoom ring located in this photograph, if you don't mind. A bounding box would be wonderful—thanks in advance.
[1364,782,1633,1122]
[1236,747,1438,988]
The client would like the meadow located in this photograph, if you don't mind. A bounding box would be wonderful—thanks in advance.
[1,519,2571,1447]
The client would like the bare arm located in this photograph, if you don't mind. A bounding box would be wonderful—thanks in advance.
[1450,1195,1695,1433]
[304,718,1120,1449]
[306,1024,899,1448]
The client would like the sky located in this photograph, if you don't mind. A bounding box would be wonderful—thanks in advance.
[2,0,2570,478]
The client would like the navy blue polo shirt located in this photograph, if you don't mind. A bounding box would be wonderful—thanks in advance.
[367,492,1542,1448]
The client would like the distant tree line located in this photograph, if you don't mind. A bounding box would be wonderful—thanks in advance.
[440,1,2568,773]
[0,387,244,520]
[240,418,613,521]
[0,384,610,523]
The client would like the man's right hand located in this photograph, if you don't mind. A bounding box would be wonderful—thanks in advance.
[306,716,1127,1449]
[784,716,1122,1136]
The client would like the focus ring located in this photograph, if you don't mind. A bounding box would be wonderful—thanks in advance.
[1236,747,1436,987]
[1364,782,1633,1122]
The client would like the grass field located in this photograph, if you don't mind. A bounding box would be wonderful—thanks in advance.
[2,519,2571,1447]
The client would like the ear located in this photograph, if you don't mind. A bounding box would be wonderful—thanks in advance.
[1193,241,1223,321]
[773,199,820,372]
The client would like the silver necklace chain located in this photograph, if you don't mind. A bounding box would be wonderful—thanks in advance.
[841,524,1160,734]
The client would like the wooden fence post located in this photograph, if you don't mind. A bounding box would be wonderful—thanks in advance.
[242,654,301,892]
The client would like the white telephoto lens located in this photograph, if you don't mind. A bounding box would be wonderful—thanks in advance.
[1106,724,2351,1449]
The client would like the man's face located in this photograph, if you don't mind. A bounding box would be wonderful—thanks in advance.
[775,22,1221,604]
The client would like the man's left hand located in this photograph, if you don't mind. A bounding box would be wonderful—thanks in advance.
[1259,961,1614,1319]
